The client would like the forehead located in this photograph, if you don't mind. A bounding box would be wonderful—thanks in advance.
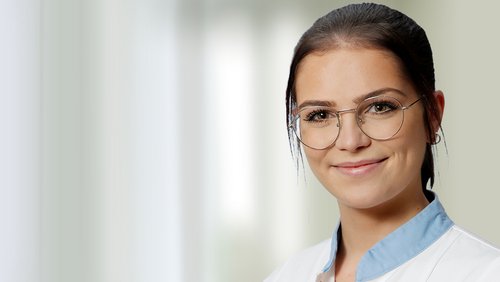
[295,48,414,106]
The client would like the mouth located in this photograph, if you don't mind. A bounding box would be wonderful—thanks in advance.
[333,158,388,176]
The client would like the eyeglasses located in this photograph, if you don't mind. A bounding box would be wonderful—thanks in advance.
[290,95,422,150]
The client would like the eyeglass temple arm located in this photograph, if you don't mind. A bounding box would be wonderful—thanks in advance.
[402,96,423,110]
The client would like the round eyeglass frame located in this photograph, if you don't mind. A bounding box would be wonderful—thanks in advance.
[289,95,423,150]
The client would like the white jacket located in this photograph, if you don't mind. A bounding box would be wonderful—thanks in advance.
[265,193,500,282]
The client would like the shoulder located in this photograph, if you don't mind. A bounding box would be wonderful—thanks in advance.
[264,239,331,282]
[447,225,500,258]
[430,225,500,280]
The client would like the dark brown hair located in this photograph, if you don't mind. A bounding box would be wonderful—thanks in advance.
[286,3,442,190]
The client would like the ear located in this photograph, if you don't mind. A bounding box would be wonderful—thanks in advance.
[431,90,445,133]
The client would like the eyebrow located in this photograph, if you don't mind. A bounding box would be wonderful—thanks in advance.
[297,87,407,110]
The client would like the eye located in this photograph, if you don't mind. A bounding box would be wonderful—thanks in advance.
[303,108,335,122]
[365,101,398,114]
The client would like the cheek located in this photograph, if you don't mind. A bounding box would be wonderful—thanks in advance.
[394,116,429,163]
[303,147,326,171]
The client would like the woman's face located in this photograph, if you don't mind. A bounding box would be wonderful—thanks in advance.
[295,48,430,210]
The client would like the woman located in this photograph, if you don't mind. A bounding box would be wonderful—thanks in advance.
[265,3,500,282]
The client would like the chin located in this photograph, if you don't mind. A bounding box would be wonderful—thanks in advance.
[341,198,388,210]
[336,195,384,210]
[328,184,399,210]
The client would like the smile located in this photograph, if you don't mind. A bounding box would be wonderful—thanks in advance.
[333,158,388,177]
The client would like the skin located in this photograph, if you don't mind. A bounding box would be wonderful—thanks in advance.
[294,48,445,281]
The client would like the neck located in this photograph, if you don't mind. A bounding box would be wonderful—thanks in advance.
[337,188,429,258]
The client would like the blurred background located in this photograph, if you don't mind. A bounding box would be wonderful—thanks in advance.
[1,0,500,281]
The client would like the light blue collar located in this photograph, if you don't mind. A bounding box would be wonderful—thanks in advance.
[322,191,454,281]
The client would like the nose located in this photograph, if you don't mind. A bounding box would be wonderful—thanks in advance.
[334,111,371,151]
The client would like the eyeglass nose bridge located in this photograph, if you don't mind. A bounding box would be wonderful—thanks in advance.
[335,108,363,128]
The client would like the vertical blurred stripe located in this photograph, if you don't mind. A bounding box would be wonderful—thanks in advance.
[130,0,182,281]
[202,11,257,281]
[0,1,40,282]
[94,0,134,281]
[41,0,88,281]
[176,0,206,279]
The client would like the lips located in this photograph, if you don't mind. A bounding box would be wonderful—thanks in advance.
[333,158,388,176]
